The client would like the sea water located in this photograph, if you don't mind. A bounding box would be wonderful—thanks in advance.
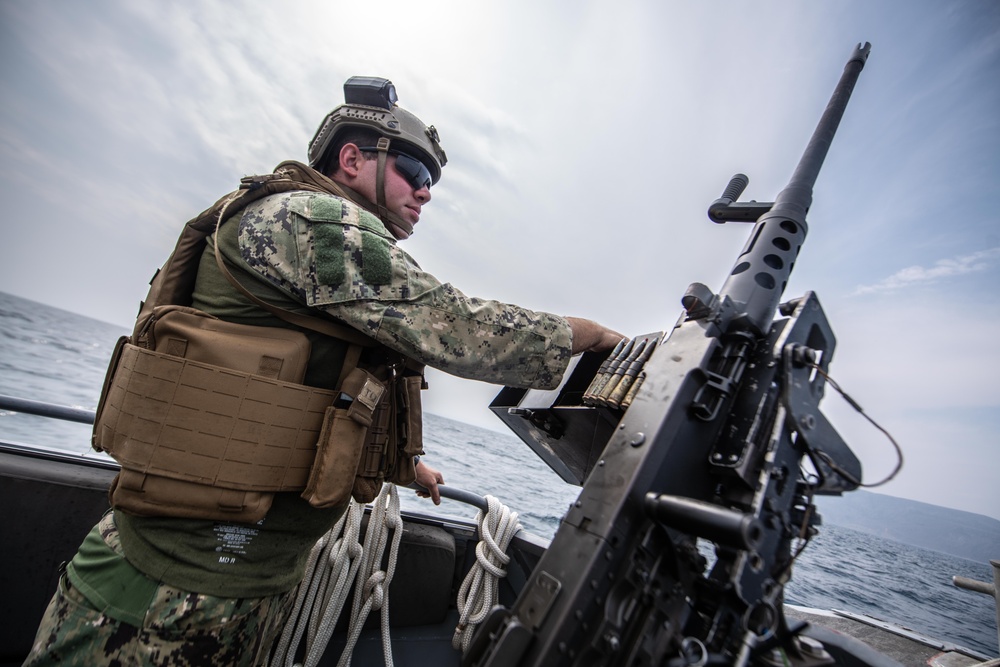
[0,290,995,658]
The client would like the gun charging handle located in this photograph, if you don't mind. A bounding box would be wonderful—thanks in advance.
[715,174,749,207]
[708,174,774,224]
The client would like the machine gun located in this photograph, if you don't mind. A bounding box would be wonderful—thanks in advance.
[474,43,874,666]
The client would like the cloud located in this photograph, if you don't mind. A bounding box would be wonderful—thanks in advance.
[3,0,999,522]
[851,246,1000,295]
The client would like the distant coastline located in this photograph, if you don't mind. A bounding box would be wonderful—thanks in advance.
[816,489,1000,563]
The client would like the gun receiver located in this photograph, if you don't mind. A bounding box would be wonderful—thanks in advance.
[483,43,871,666]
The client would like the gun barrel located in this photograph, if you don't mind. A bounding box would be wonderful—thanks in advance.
[785,42,871,205]
[717,42,870,336]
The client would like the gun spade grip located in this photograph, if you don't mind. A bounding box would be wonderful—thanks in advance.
[644,493,763,551]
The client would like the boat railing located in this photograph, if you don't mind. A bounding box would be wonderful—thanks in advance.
[954,561,1000,655]
[0,393,96,425]
[0,392,518,523]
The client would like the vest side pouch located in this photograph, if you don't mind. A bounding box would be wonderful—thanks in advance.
[352,396,391,503]
[349,365,426,496]
[301,367,385,509]
[387,374,426,488]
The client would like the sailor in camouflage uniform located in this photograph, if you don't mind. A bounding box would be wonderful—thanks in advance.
[26,77,622,666]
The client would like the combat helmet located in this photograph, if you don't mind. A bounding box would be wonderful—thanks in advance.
[310,77,446,178]
[308,77,446,238]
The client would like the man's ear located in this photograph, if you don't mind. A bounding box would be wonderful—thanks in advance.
[338,143,365,178]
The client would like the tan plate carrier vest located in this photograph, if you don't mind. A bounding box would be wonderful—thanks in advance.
[92,162,424,523]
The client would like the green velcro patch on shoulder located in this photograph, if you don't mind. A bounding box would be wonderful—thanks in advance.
[307,196,343,222]
[361,230,392,285]
[357,209,389,235]
[315,224,346,286]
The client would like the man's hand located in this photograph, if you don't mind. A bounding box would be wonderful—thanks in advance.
[566,316,625,354]
[414,459,445,505]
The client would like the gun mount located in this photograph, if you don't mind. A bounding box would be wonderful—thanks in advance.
[481,43,873,666]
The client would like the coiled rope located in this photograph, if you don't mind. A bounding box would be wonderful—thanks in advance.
[340,483,403,667]
[269,500,362,667]
[270,487,521,664]
[452,495,522,654]
[269,484,403,667]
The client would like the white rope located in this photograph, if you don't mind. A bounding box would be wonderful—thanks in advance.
[304,502,366,667]
[452,495,522,654]
[267,485,405,667]
[269,500,365,667]
[269,487,522,664]
[338,483,403,667]
[270,515,341,667]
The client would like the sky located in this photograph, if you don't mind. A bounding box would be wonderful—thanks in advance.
[1,1,998,521]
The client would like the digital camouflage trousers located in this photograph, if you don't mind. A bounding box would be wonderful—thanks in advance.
[24,515,295,667]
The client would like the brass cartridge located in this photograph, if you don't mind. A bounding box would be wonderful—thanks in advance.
[583,338,633,405]
[620,371,645,410]
[607,338,657,408]
[595,339,647,407]
[582,338,625,400]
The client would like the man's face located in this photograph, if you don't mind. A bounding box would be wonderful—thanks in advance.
[355,153,432,239]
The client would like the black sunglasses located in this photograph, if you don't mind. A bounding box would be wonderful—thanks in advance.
[358,147,433,191]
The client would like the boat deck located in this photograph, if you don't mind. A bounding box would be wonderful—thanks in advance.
[786,605,993,667]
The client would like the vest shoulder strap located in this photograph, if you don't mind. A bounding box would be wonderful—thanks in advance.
[135,163,374,349]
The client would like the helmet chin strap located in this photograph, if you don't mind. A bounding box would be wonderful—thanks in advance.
[374,137,414,239]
